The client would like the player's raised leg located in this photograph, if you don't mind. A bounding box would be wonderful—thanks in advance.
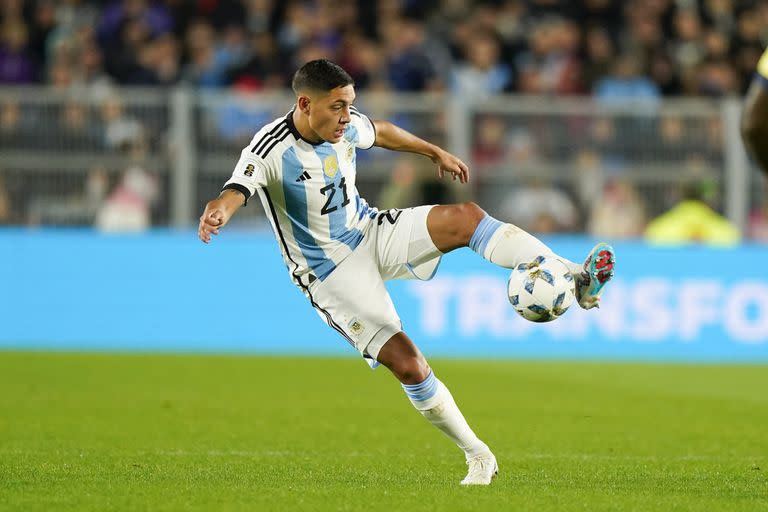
[426,202,615,309]
[375,332,498,485]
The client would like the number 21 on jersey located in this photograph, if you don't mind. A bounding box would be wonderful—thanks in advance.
[320,177,349,215]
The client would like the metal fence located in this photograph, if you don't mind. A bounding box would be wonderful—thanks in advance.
[0,86,762,239]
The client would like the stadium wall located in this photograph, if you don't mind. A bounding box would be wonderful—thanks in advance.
[2,229,767,362]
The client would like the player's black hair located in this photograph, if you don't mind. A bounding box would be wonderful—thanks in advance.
[291,59,354,94]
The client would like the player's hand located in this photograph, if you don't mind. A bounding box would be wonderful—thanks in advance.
[432,148,469,184]
[198,200,229,244]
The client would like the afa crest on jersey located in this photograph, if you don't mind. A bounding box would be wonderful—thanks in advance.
[323,155,338,178]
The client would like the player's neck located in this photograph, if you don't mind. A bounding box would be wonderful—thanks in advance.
[291,109,323,144]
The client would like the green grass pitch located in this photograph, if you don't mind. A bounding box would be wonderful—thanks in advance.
[1,352,767,511]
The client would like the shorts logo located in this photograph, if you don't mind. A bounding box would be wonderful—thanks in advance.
[323,155,338,178]
[348,318,364,337]
[244,163,255,177]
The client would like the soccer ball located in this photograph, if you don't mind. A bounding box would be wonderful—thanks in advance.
[507,255,576,323]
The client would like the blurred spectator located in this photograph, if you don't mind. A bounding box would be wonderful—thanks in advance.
[0,99,21,145]
[587,116,626,171]
[98,0,173,47]
[211,82,273,144]
[96,164,158,232]
[0,99,37,149]
[58,102,102,150]
[85,166,109,213]
[452,33,511,97]
[378,156,419,210]
[499,178,579,233]
[472,115,507,167]
[382,17,443,92]
[582,27,615,91]
[644,183,740,246]
[99,96,144,151]
[183,20,237,88]
[506,129,539,165]
[656,114,688,161]
[336,31,387,91]
[572,148,604,209]
[27,1,57,70]
[74,41,114,96]
[516,18,582,95]
[589,179,646,238]
[648,51,682,96]
[594,54,660,104]
[671,9,705,72]
[692,58,738,97]
[102,15,153,84]
[701,0,736,34]
[228,32,286,90]
[0,21,37,83]
[378,155,453,209]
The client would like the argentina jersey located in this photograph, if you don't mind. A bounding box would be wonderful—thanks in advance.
[223,106,379,291]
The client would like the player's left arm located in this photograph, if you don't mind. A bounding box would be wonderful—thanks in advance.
[371,119,469,184]
[741,48,768,176]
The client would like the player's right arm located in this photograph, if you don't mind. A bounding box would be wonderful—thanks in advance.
[198,143,271,244]
[198,189,245,243]
[741,48,768,175]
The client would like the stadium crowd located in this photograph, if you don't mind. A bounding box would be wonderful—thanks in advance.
[0,0,766,241]
[0,0,765,96]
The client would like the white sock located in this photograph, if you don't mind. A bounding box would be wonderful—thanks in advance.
[402,371,490,459]
[469,215,582,276]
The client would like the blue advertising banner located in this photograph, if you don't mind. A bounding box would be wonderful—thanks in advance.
[1,229,766,362]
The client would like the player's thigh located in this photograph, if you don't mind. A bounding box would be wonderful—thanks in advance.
[374,205,443,281]
[308,244,402,363]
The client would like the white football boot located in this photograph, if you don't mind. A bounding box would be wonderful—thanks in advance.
[575,242,615,310]
[460,452,498,486]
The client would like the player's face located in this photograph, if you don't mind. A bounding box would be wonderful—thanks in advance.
[308,85,355,144]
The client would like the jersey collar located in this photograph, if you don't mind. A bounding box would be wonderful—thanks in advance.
[286,107,325,146]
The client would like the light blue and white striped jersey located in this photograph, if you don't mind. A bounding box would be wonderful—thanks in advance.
[223,106,379,290]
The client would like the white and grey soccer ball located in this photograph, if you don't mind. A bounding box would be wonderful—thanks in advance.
[507,255,576,323]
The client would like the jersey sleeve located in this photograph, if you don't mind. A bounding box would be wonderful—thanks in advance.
[348,106,376,149]
[757,48,768,84]
[222,149,269,205]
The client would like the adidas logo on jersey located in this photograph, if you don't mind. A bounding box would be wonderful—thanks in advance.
[296,171,311,182]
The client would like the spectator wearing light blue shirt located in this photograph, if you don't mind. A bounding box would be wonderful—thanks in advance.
[452,33,511,97]
[594,54,660,105]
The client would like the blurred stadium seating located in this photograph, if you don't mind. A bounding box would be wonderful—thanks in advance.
[0,0,766,239]
[0,86,761,240]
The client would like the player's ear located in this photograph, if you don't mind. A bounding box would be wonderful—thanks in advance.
[298,95,311,115]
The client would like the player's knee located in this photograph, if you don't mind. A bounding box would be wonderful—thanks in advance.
[394,355,430,385]
[454,202,486,245]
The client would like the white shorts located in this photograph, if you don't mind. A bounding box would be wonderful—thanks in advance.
[307,205,442,368]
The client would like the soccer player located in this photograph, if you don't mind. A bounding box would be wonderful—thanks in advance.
[742,48,768,175]
[198,60,615,485]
